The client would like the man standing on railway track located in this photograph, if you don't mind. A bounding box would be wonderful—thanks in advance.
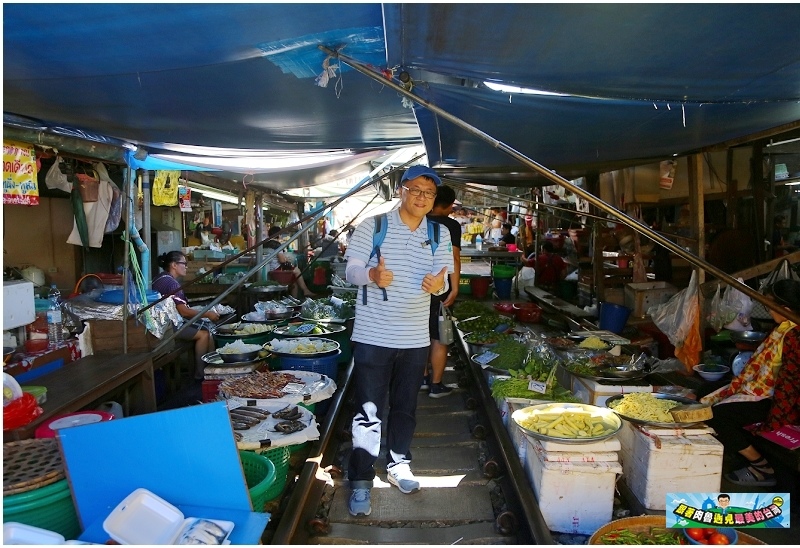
[344,165,454,517]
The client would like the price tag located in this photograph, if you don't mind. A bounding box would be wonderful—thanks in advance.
[282,383,305,394]
[293,323,317,335]
[473,351,499,368]
[528,380,547,394]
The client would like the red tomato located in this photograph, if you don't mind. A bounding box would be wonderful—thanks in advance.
[704,528,717,538]
[708,533,730,545]
[686,529,707,541]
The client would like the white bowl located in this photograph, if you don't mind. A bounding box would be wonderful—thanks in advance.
[693,363,730,382]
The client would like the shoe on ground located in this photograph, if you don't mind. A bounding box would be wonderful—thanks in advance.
[386,463,420,494]
[348,488,371,516]
[420,374,431,391]
[725,466,777,487]
[429,382,453,398]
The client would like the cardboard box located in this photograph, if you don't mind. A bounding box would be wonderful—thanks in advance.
[625,281,678,318]
[87,318,173,354]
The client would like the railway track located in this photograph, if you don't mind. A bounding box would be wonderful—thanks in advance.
[265,340,554,545]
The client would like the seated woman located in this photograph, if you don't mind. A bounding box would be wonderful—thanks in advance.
[263,226,316,298]
[152,251,220,381]
[702,279,800,487]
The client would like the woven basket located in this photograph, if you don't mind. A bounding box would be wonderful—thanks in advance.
[3,439,65,496]
[239,450,276,512]
[255,445,291,501]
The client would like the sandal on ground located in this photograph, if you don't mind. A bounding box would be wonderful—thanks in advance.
[725,466,777,487]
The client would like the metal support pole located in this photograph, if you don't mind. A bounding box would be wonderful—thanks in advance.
[322,46,800,325]
[142,170,152,283]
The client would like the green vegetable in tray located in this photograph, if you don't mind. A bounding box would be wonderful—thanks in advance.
[464,330,511,345]
[599,527,681,545]
[491,378,580,403]
[486,339,529,370]
[452,301,491,320]
[457,313,513,333]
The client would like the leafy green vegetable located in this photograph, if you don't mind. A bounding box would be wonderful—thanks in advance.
[464,330,511,345]
[491,378,580,402]
[457,313,513,333]
[452,300,491,320]
[486,339,529,370]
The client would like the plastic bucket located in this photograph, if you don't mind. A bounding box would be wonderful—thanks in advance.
[277,350,340,380]
[493,277,513,299]
[599,302,632,334]
[492,264,516,279]
[470,276,491,299]
[2,479,81,540]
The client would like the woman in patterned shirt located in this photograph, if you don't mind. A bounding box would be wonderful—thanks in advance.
[703,279,800,487]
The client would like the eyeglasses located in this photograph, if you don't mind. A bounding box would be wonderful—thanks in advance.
[403,186,436,199]
[175,261,187,266]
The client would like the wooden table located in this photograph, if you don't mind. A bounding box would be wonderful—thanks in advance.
[525,286,595,329]
[3,352,157,442]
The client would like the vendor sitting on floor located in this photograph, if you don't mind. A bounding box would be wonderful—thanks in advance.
[702,279,800,487]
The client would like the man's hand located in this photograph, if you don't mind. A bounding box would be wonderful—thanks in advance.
[422,267,448,294]
[443,286,459,307]
[370,256,393,288]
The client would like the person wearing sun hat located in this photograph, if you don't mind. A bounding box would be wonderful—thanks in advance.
[702,278,800,487]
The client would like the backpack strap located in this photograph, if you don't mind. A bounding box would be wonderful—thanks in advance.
[363,213,389,305]
[427,219,440,256]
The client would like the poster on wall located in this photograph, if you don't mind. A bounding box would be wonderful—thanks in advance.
[178,186,192,212]
[3,140,39,205]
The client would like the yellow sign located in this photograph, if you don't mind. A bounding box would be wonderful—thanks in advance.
[3,140,39,205]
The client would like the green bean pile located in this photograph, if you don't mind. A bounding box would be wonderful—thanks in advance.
[599,527,681,545]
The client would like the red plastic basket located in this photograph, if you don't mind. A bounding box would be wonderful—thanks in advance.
[201,379,222,402]
[268,270,296,285]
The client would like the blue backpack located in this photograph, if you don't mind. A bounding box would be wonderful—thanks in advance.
[362,213,440,304]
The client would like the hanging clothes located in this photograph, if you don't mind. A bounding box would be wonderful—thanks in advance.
[67,179,114,248]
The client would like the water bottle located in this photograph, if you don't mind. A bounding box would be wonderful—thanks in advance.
[46,284,63,347]
[475,235,483,251]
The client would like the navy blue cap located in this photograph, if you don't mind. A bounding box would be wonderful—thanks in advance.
[401,165,442,186]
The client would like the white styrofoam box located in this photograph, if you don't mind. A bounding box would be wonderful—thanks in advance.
[3,522,66,545]
[617,421,723,511]
[527,437,619,463]
[103,488,234,545]
[535,435,621,453]
[503,399,555,476]
[571,376,653,407]
[3,280,35,330]
[525,436,622,535]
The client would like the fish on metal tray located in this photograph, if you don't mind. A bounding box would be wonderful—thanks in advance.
[274,420,307,434]
[273,405,302,420]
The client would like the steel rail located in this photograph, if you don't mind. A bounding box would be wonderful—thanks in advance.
[322,45,800,325]
[270,358,354,545]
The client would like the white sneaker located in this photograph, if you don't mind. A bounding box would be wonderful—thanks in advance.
[386,463,420,494]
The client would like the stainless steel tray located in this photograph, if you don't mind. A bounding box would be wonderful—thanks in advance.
[605,393,705,428]
[512,402,622,444]
[263,337,340,357]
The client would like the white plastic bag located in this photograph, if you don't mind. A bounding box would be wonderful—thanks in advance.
[45,156,72,193]
[722,279,753,331]
[515,266,536,288]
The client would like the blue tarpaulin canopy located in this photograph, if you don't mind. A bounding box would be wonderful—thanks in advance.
[4,4,800,188]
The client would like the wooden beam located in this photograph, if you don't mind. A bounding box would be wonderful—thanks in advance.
[700,250,800,296]
[687,154,706,285]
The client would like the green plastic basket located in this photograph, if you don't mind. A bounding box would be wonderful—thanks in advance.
[256,445,291,501]
[2,479,81,540]
[239,450,276,512]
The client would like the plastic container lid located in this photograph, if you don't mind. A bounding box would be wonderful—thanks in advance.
[3,522,66,545]
[34,411,114,438]
[4,372,24,407]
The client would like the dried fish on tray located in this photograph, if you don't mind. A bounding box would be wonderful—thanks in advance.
[219,369,337,406]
